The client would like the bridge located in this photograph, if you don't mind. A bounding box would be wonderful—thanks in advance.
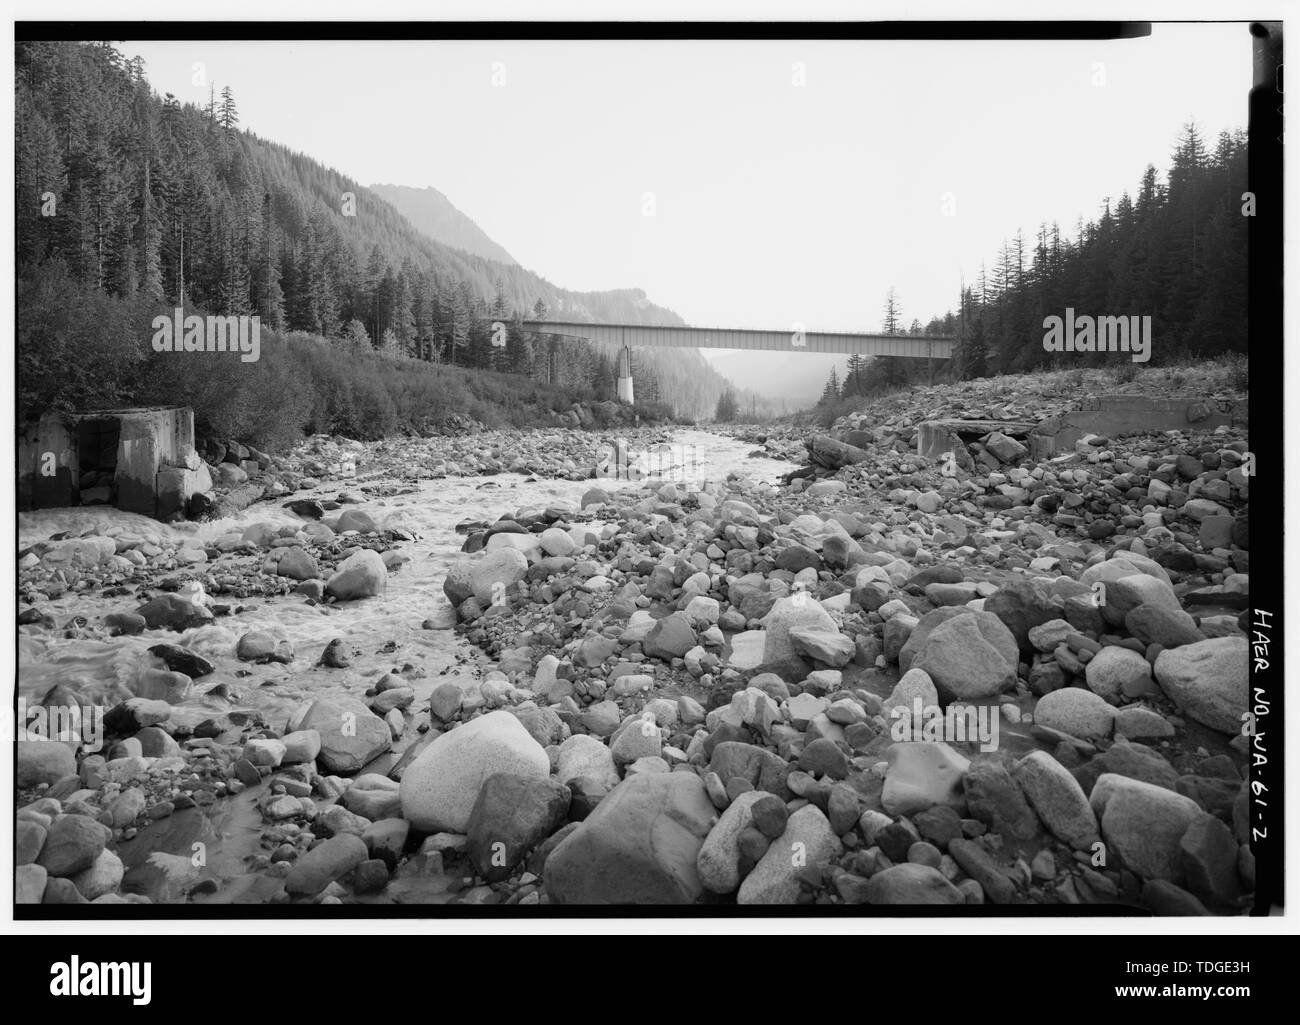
[519,321,956,404]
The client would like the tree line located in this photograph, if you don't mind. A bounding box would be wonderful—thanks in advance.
[816,121,1248,404]
[816,287,956,403]
[954,121,1248,379]
[15,40,743,428]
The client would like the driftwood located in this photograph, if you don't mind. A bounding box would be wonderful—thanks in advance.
[780,464,818,485]
[204,482,266,520]
[805,433,872,470]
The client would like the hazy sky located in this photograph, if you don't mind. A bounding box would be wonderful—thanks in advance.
[123,26,1251,336]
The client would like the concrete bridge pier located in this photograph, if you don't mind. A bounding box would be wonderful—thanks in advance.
[616,345,635,404]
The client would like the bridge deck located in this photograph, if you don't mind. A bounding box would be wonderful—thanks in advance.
[520,321,956,359]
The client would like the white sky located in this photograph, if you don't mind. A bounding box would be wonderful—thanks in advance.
[122,26,1251,334]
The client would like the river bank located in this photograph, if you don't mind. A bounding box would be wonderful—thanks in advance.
[16,411,1253,912]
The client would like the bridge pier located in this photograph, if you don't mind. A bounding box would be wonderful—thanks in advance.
[616,345,634,404]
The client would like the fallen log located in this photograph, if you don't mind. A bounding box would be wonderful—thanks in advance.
[204,481,266,520]
[806,433,872,470]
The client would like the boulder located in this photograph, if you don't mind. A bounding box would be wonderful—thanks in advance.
[540,526,577,557]
[236,631,294,664]
[1125,604,1204,648]
[284,834,368,895]
[881,742,970,816]
[147,643,215,677]
[883,667,940,722]
[1086,550,1173,586]
[17,863,51,904]
[1090,773,1204,882]
[399,711,550,833]
[70,848,124,901]
[17,741,77,788]
[708,741,792,799]
[1034,687,1116,740]
[1114,705,1175,740]
[982,579,1056,650]
[1085,646,1155,701]
[1013,750,1099,850]
[697,790,768,894]
[759,594,837,678]
[1102,573,1182,627]
[133,668,193,704]
[789,627,855,667]
[948,837,1018,903]
[1153,637,1248,734]
[325,549,387,601]
[276,547,321,581]
[1080,739,1179,794]
[17,820,47,864]
[443,548,528,607]
[299,697,391,774]
[963,756,1038,840]
[1027,618,1073,653]
[737,804,842,904]
[897,606,967,672]
[544,772,717,903]
[335,509,379,533]
[341,776,402,821]
[37,815,110,877]
[556,734,620,789]
[466,773,571,881]
[135,593,213,631]
[910,612,1019,700]
[642,613,698,661]
[610,718,663,766]
[1180,812,1244,906]
[985,431,1028,462]
[281,730,322,764]
[866,863,965,904]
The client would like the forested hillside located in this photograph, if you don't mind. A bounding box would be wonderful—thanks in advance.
[953,122,1249,378]
[16,40,744,433]
[817,122,1249,402]
[371,182,757,417]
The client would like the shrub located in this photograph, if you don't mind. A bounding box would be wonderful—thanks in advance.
[1221,352,1249,391]
[17,260,152,423]
[1111,361,1140,385]
[18,270,687,450]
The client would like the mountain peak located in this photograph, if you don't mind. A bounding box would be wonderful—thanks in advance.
[370,182,517,266]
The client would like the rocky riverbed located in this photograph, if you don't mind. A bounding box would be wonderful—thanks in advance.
[16,406,1253,912]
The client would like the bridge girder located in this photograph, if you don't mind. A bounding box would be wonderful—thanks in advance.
[520,321,955,359]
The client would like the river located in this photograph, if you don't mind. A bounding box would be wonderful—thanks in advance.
[18,429,799,733]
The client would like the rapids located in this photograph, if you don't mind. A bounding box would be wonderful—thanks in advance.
[17,429,798,731]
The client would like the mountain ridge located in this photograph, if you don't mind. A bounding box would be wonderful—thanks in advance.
[16,40,758,420]
[370,182,519,266]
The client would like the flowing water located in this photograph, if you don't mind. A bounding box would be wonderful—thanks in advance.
[18,429,800,902]
[18,429,799,731]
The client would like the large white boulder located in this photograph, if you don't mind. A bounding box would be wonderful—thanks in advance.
[399,711,550,832]
[325,549,387,600]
